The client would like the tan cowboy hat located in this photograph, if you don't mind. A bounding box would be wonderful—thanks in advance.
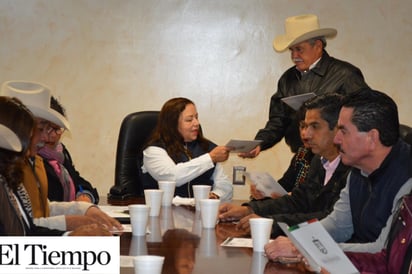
[273,14,337,52]
[0,124,22,152]
[0,81,70,130]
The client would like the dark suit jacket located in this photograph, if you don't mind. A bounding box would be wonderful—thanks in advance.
[246,155,351,238]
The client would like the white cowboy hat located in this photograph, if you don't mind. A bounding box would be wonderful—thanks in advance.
[273,14,337,52]
[0,81,70,130]
[0,124,22,152]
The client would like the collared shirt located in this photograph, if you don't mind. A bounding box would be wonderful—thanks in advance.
[321,155,341,185]
[299,57,322,75]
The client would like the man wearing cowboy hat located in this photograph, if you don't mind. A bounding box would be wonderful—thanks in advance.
[242,14,369,158]
[0,96,112,236]
[0,80,123,233]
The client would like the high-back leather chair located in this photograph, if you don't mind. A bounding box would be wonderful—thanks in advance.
[109,111,159,200]
[400,124,412,145]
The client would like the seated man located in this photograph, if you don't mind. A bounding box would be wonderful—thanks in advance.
[264,88,412,260]
[345,186,412,273]
[219,93,351,237]
[250,105,314,199]
[0,80,122,232]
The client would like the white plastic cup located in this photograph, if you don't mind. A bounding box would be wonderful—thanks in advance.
[193,185,211,211]
[199,199,220,229]
[249,218,273,252]
[133,255,164,274]
[128,204,149,236]
[144,189,164,216]
[158,181,176,206]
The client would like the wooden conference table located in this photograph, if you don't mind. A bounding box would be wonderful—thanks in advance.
[108,197,309,274]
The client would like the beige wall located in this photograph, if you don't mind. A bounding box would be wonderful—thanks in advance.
[1,0,411,200]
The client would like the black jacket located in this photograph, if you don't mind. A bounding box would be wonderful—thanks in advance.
[255,51,369,152]
[246,155,350,238]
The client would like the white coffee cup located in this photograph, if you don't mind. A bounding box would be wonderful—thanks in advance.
[158,181,176,207]
[199,199,220,229]
[128,204,149,236]
[144,189,164,216]
[133,255,164,274]
[193,185,211,211]
[249,217,273,252]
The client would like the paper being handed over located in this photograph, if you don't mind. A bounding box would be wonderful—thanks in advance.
[225,139,262,153]
[246,171,288,197]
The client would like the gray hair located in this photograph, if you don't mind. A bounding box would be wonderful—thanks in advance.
[308,36,327,48]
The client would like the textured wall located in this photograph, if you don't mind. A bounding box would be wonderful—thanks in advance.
[1,0,411,200]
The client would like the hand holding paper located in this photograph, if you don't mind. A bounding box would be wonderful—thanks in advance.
[225,139,262,153]
[278,220,359,274]
[246,171,288,198]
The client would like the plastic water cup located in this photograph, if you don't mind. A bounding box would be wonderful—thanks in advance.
[193,185,211,211]
[249,218,273,252]
[144,189,164,216]
[133,255,164,274]
[158,181,176,207]
[128,204,149,236]
[199,199,220,228]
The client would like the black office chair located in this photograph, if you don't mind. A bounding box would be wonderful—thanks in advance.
[109,111,159,200]
[400,124,412,145]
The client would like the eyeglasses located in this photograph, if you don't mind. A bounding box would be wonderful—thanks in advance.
[45,125,65,135]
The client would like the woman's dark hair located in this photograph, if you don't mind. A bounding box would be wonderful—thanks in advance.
[0,96,35,191]
[159,229,200,273]
[146,97,210,161]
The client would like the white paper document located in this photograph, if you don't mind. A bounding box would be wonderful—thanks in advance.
[281,92,316,110]
[225,139,262,153]
[220,237,253,248]
[278,220,359,274]
[246,171,288,197]
[220,237,273,248]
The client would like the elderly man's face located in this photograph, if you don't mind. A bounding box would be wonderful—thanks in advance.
[289,40,323,72]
